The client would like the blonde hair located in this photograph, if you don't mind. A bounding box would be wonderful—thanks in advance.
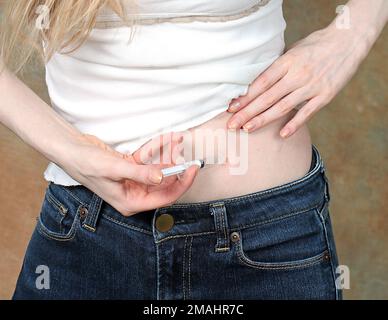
[0,0,138,73]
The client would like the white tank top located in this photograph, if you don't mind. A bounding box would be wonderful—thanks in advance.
[96,0,272,24]
[43,0,286,186]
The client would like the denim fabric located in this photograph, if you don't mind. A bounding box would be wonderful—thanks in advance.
[13,145,342,300]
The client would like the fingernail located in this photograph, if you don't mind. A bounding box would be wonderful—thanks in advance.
[228,101,241,112]
[150,171,163,184]
[175,156,185,165]
[228,121,240,130]
[173,133,184,143]
[280,128,291,138]
[243,122,255,132]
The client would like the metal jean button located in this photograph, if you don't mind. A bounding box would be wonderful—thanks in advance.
[155,213,174,232]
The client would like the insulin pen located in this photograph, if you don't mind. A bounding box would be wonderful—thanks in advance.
[161,159,205,177]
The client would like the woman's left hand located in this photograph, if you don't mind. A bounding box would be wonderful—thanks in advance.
[227,24,368,138]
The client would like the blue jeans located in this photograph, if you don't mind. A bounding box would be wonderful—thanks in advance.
[13,145,342,300]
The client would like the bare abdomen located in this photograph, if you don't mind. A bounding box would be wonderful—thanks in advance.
[175,109,312,203]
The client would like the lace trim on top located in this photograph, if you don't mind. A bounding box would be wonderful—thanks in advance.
[94,0,271,28]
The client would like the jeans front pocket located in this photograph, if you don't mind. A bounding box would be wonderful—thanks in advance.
[230,207,337,299]
[36,183,83,242]
[232,208,331,271]
[236,242,329,271]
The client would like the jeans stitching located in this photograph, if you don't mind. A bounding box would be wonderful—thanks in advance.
[82,194,103,232]
[101,214,153,235]
[59,187,88,207]
[36,225,77,242]
[214,208,221,249]
[45,194,67,234]
[36,205,82,242]
[213,207,224,251]
[219,207,229,251]
[213,205,229,252]
[315,208,339,300]
[188,237,193,299]
[237,250,327,271]
[220,208,227,249]
[155,241,161,300]
[229,203,321,234]
[155,205,321,244]
[182,236,187,300]
[235,236,328,270]
[156,231,215,243]
[319,199,330,222]
[46,192,67,216]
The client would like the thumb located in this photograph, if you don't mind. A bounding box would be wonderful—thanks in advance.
[111,160,163,185]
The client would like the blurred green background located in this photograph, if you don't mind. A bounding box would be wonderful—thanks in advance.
[0,0,387,299]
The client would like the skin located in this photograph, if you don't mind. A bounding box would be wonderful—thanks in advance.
[0,0,387,215]
[171,0,388,204]
[227,0,388,138]
[174,109,312,203]
[0,68,199,216]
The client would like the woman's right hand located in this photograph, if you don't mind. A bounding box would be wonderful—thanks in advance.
[0,66,197,215]
[62,133,198,216]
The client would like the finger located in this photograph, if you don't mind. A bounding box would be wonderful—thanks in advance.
[132,132,184,165]
[227,76,299,130]
[110,160,164,185]
[146,172,181,192]
[158,134,185,166]
[159,165,199,201]
[228,57,288,113]
[176,172,184,181]
[177,164,199,184]
[279,96,325,138]
[131,133,170,164]
[144,165,200,208]
[242,87,311,132]
[147,160,199,192]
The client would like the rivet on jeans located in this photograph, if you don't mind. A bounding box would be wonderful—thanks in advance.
[59,205,68,215]
[323,251,331,262]
[79,207,88,220]
[230,232,240,243]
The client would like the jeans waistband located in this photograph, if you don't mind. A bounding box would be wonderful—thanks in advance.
[55,144,329,243]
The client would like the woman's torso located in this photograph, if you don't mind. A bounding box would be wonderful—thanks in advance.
[43,0,312,203]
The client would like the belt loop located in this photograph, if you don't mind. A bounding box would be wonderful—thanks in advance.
[323,172,331,203]
[312,145,330,203]
[319,155,331,203]
[209,202,230,253]
[318,153,325,174]
[82,192,104,233]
